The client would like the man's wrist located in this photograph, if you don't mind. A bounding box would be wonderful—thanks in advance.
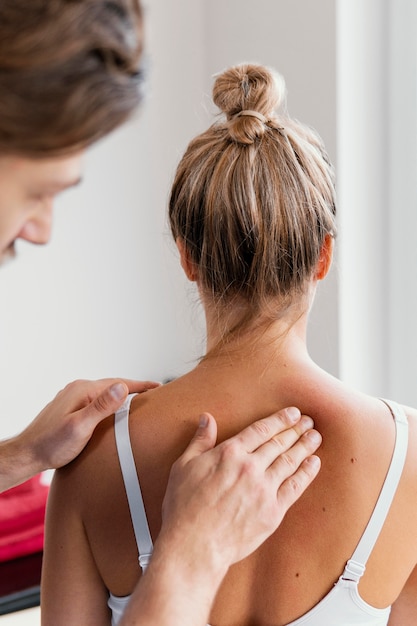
[150,525,229,619]
[155,524,229,592]
[0,434,40,492]
[120,528,229,626]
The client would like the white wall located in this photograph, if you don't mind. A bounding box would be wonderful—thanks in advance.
[387,0,417,406]
[337,0,417,405]
[0,0,338,443]
[337,0,390,396]
[203,0,338,376]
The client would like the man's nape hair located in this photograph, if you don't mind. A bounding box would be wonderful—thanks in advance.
[0,0,144,157]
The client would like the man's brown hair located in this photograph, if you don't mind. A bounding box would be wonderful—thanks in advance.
[0,0,144,156]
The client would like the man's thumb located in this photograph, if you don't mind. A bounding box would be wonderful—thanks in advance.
[86,382,129,423]
[180,412,218,462]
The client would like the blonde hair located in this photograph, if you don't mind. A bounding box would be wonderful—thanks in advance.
[169,63,336,327]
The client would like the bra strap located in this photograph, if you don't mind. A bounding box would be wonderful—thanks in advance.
[342,399,408,582]
[114,393,154,573]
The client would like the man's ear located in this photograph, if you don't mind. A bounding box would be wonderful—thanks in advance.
[176,238,198,282]
[315,234,334,280]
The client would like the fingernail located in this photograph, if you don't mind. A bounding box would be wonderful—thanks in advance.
[286,407,301,422]
[306,455,321,469]
[199,414,209,428]
[110,383,126,401]
[306,430,322,444]
[300,416,314,430]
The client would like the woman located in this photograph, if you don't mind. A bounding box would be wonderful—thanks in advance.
[41,64,417,625]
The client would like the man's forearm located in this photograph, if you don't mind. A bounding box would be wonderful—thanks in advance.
[0,435,39,492]
[119,530,227,626]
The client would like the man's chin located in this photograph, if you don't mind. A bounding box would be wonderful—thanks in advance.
[0,243,16,267]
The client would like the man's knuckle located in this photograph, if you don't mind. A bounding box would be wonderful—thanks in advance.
[269,434,285,451]
[286,475,301,494]
[220,439,241,460]
[240,458,257,476]
[63,379,87,396]
[280,451,297,471]
[69,378,83,388]
[94,393,110,413]
[251,420,272,439]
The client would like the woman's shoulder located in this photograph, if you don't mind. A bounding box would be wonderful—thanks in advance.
[127,378,203,466]
[51,403,130,510]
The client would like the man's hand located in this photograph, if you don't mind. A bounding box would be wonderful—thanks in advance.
[0,378,160,491]
[161,407,321,569]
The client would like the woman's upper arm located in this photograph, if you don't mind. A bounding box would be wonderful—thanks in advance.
[41,466,111,626]
[389,565,417,625]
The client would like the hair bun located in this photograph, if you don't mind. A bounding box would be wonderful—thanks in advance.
[213,63,286,144]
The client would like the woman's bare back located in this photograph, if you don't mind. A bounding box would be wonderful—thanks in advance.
[69,356,417,625]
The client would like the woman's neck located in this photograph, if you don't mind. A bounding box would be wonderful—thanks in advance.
[202,302,311,371]
[189,304,323,438]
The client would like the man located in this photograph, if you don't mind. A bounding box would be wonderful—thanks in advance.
[0,1,321,624]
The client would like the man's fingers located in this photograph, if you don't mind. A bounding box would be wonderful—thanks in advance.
[177,408,314,471]
[233,407,302,454]
[177,413,218,464]
[118,379,161,394]
[276,454,321,510]
[269,429,322,481]
[253,416,315,468]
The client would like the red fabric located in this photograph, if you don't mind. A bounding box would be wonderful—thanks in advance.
[0,475,49,562]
